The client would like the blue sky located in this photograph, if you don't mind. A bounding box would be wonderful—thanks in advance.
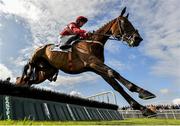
[0,0,180,107]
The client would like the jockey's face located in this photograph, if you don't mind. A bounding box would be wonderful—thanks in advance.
[78,21,86,27]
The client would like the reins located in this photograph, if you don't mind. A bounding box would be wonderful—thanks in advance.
[90,17,132,46]
[91,17,123,41]
[92,32,121,41]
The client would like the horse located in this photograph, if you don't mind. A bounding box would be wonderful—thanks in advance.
[16,7,156,117]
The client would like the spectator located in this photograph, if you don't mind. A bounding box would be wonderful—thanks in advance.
[120,104,180,110]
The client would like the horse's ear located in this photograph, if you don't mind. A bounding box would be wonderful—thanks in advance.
[126,13,129,18]
[120,7,126,16]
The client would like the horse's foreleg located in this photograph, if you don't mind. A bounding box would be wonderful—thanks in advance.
[89,62,156,116]
[110,69,156,100]
[100,75,156,117]
[89,62,155,100]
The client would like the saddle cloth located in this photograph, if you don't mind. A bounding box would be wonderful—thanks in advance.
[51,35,77,52]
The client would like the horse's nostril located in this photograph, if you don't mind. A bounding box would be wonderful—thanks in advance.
[139,37,143,42]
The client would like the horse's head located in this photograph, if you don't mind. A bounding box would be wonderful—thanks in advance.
[111,7,143,47]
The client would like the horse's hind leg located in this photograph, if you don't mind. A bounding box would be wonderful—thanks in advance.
[15,63,32,86]
[89,62,155,100]
[35,58,59,82]
[29,64,58,85]
[48,70,58,82]
[30,71,46,85]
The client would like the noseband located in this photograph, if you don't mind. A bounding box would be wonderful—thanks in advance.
[115,18,138,47]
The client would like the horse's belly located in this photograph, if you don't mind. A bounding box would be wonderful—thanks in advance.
[59,58,85,74]
[46,51,85,73]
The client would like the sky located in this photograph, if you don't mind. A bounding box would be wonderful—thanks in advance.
[0,0,180,107]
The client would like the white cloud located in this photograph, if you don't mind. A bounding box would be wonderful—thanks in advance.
[50,72,99,86]
[160,88,169,94]
[70,91,82,97]
[0,64,13,80]
[0,38,2,46]
[105,41,122,54]
[106,59,130,71]
[9,56,27,67]
[0,0,41,21]
[0,22,2,46]
[34,84,57,92]
[172,98,180,105]
[0,0,120,47]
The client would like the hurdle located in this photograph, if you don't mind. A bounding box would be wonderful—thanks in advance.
[0,80,123,121]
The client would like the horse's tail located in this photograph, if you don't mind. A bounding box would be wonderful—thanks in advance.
[16,62,29,85]
[20,62,31,82]
[22,63,29,77]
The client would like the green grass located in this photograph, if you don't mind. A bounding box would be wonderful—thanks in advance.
[0,118,180,125]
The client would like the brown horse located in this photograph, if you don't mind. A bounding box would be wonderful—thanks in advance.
[16,7,156,116]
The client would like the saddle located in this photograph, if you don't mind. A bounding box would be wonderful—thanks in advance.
[51,44,72,52]
[50,40,102,71]
[51,35,79,52]
[51,39,103,53]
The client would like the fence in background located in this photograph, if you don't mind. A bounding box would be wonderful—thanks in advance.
[86,91,117,105]
[119,109,180,119]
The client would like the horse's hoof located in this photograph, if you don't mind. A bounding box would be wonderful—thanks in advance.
[23,75,30,81]
[141,107,157,117]
[52,77,57,82]
[15,84,31,88]
[139,89,156,100]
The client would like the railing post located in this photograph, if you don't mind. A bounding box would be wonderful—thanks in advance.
[86,91,117,105]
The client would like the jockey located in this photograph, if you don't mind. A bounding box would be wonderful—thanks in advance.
[59,16,89,49]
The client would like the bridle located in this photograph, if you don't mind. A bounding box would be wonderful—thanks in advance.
[92,17,136,46]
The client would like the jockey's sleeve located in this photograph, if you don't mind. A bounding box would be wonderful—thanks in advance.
[69,23,86,36]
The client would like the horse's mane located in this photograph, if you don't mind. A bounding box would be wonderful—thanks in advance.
[95,18,116,33]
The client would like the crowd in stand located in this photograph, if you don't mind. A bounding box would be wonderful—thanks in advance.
[120,104,180,110]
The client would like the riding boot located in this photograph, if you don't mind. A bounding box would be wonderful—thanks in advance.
[60,35,79,49]
[60,44,72,50]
